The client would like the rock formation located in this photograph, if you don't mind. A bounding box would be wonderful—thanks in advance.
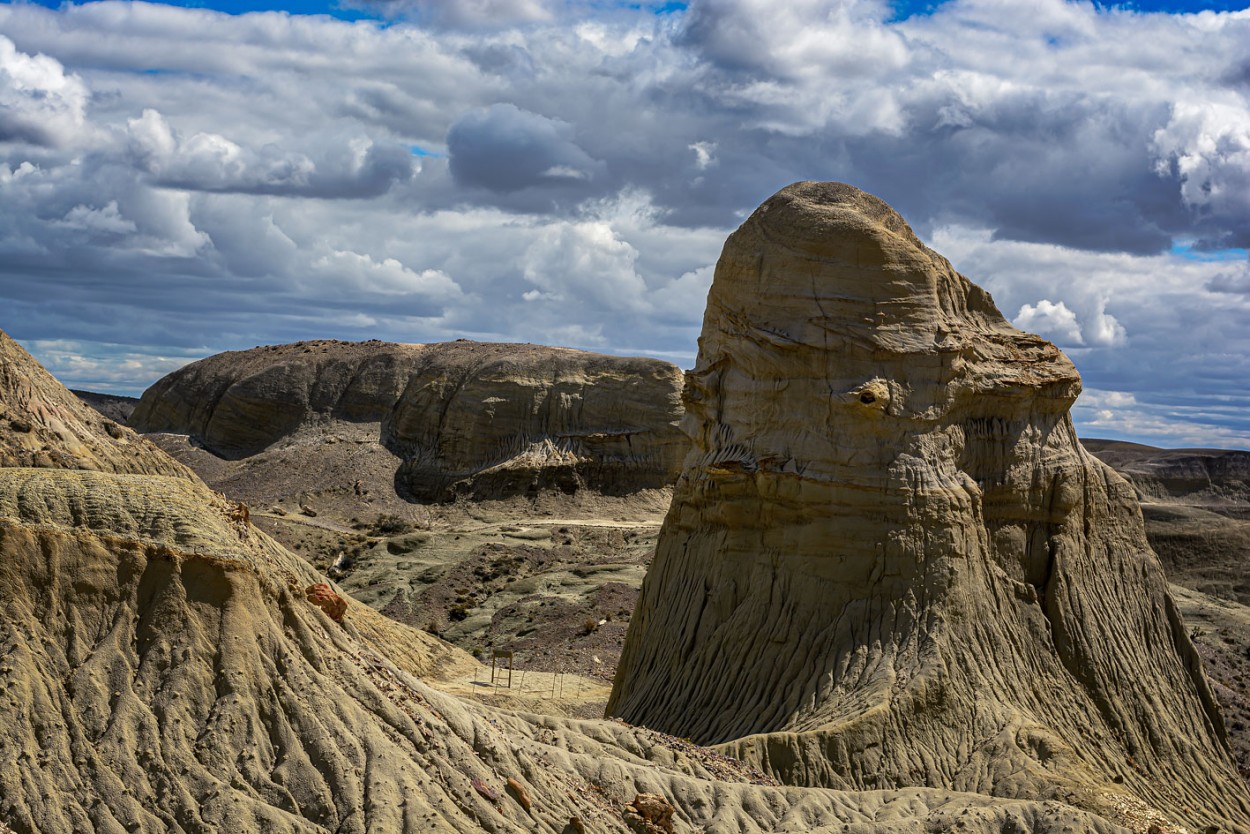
[607,182,1250,830]
[0,330,190,478]
[0,327,1130,833]
[130,339,686,501]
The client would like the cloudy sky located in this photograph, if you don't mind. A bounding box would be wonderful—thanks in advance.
[1,0,1248,447]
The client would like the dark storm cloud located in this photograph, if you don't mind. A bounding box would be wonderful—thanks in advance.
[447,103,606,193]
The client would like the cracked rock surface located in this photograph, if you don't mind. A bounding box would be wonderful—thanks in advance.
[607,182,1250,831]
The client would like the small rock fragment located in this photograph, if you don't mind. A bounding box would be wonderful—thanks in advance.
[505,777,531,812]
[305,583,347,622]
[623,793,675,834]
[471,777,499,802]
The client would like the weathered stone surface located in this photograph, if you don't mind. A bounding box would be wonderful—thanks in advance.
[608,182,1250,830]
[1087,439,1250,606]
[305,582,348,622]
[0,330,192,479]
[1088,438,1250,505]
[0,340,1128,834]
[623,793,675,834]
[130,339,686,501]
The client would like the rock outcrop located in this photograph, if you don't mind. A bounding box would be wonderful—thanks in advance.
[130,339,686,501]
[1087,438,1250,505]
[0,330,191,478]
[0,327,1130,833]
[607,182,1250,830]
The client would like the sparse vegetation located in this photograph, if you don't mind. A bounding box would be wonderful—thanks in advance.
[369,513,412,536]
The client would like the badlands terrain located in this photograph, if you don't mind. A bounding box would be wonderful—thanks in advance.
[4,182,1250,832]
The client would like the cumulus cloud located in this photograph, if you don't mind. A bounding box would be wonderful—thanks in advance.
[447,103,605,193]
[351,0,553,28]
[0,35,89,147]
[0,0,1249,445]
[1152,99,1250,248]
[522,220,649,310]
[127,109,415,198]
[1014,299,1084,346]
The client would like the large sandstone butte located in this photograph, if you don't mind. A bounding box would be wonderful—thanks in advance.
[2,334,1131,830]
[608,182,1250,829]
[130,339,685,501]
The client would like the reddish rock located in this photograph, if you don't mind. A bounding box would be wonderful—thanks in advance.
[623,793,675,834]
[305,583,347,622]
[471,777,499,802]
[505,777,532,812]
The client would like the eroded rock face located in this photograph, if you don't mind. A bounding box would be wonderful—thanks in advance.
[0,331,192,479]
[130,339,686,501]
[1,324,1129,834]
[607,182,1250,829]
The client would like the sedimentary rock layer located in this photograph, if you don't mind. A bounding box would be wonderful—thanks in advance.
[130,339,686,501]
[607,182,1250,830]
[0,331,191,479]
[0,329,1127,833]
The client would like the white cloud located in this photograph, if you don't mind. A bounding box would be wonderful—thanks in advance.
[310,248,463,300]
[1014,299,1084,345]
[522,220,649,310]
[1151,98,1250,229]
[0,34,89,147]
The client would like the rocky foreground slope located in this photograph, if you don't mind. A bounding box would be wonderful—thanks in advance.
[1,324,1141,831]
[608,182,1250,830]
[130,340,686,502]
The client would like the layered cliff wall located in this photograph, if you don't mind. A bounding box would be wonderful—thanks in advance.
[130,339,686,501]
[607,182,1250,830]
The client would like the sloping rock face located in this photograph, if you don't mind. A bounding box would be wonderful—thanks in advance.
[1088,439,1250,505]
[0,331,1128,833]
[0,331,191,479]
[607,182,1250,830]
[130,339,686,501]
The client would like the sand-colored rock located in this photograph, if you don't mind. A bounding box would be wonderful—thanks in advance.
[130,339,686,501]
[0,331,192,479]
[0,325,1127,834]
[607,182,1250,830]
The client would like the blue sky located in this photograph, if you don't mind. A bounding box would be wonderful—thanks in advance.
[10,0,1249,18]
[2,0,1250,447]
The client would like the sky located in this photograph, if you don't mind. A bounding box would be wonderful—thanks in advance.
[1,0,1249,448]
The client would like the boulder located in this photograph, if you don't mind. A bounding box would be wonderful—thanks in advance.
[607,182,1250,830]
[305,582,347,622]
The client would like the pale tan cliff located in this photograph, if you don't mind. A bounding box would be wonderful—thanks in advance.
[607,182,1250,831]
[130,339,686,501]
[0,330,1128,832]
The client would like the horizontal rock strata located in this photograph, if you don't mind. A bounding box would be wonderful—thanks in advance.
[607,182,1250,831]
[130,339,686,501]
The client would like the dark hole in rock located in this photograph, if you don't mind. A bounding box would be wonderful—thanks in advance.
[859,392,876,405]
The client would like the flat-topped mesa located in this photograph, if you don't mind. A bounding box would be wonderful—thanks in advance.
[130,339,686,501]
[607,182,1250,829]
